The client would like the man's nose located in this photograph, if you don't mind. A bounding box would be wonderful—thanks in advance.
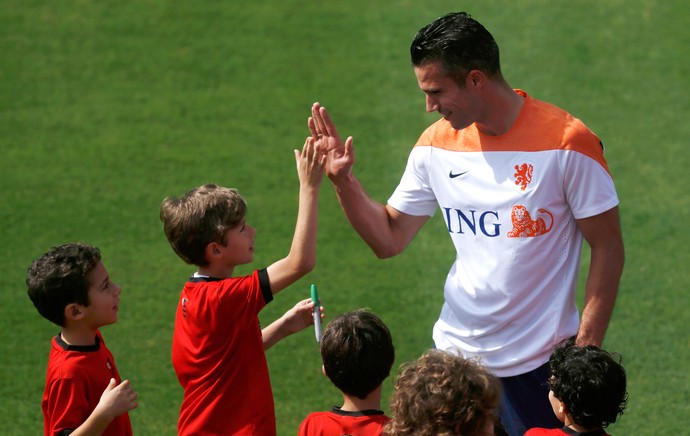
[426,95,438,113]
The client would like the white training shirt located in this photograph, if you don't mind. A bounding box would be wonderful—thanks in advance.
[387,91,619,376]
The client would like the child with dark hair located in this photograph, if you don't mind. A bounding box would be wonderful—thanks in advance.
[384,349,501,436]
[525,340,628,435]
[26,243,138,436]
[298,309,395,436]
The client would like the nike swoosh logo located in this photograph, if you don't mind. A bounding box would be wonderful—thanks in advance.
[449,170,469,179]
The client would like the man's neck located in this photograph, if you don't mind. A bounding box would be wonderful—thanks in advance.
[475,82,525,136]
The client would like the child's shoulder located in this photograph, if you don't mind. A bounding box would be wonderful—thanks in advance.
[524,428,567,436]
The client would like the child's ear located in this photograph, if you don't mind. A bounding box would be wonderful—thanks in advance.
[64,303,85,321]
[206,242,222,260]
[321,365,328,379]
[559,400,568,416]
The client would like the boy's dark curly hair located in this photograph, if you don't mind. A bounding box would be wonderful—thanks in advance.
[548,339,628,429]
[26,243,102,326]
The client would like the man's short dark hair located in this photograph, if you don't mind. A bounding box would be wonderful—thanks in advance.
[321,309,395,399]
[26,243,102,326]
[549,339,628,429]
[410,11,501,83]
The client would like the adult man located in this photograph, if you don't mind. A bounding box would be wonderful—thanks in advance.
[309,11,624,436]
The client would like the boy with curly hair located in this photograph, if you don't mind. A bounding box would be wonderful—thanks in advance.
[298,309,395,435]
[160,137,325,435]
[26,243,138,436]
[385,349,501,436]
[525,340,628,435]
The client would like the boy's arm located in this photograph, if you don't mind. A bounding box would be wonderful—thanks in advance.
[262,298,322,350]
[69,379,138,436]
[265,137,325,294]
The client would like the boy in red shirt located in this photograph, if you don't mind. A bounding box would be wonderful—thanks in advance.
[160,137,325,435]
[298,309,395,436]
[26,243,138,436]
[525,340,628,436]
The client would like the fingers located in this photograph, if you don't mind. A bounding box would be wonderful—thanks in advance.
[317,106,335,137]
[308,116,318,138]
[344,136,354,158]
[311,102,326,135]
[118,379,139,409]
[311,102,340,140]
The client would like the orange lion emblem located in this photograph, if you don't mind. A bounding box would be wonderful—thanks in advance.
[507,205,553,237]
[514,163,533,191]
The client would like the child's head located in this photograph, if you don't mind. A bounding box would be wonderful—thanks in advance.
[160,184,247,267]
[320,309,395,400]
[26,243,108,327]
[386,349,501,436]
[548,340,627,430]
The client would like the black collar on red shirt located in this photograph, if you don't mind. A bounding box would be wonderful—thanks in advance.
[560,426,608,436]
[329,406,385,417]
[54,333,101,352]
[188,275,223,283]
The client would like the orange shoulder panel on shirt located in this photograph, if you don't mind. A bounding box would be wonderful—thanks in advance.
[414,92,609,171]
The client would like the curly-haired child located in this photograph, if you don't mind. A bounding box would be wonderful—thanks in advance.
[385,349,501,436]
[525,339,628,435]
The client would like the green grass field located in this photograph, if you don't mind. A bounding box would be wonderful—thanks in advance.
[1,1,688,434]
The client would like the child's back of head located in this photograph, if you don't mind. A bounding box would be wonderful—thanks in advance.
[385,349,501,436]
[160,184,247,266]
[548,340,628,430]
[320,309,395,399]
[26,243,102,327]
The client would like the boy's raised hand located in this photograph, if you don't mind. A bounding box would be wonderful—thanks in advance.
[294,136,326,188]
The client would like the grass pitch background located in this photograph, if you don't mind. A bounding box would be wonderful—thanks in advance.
[1,1,688,434]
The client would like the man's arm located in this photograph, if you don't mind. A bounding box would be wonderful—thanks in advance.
[332,173,429,258]
[309,102,429,258]
[575,206,624,347]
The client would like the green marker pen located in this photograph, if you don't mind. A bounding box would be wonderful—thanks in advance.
[310,284,322,342]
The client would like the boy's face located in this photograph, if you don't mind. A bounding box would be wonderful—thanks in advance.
[80,261,122,327]
[548,389,566,423]
[218,219,256,266]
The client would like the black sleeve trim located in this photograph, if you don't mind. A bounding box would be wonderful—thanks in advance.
[257,268,273,304]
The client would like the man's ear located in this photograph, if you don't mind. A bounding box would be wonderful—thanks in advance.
[64,303,85,321]
[321,365,329,379]
[466,69,486,88]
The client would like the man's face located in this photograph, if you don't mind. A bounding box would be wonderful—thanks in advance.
[414,62,480,131]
